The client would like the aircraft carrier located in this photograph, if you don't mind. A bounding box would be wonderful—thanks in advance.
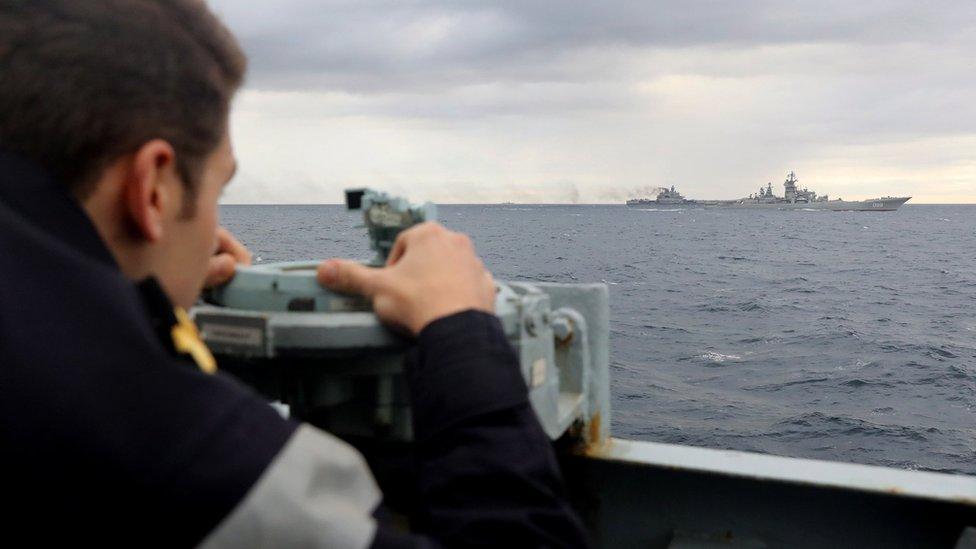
[627,172,912,211]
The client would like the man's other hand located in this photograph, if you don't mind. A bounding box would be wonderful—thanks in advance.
[316,223,495,336]
[204,227,252,288]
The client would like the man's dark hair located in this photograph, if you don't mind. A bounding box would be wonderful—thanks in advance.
[0,0,245,206]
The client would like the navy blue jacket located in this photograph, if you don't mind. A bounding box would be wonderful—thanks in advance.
[0,151,588,547]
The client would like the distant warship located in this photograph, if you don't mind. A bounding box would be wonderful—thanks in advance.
[626,172,911,211]
[626,186,699,208]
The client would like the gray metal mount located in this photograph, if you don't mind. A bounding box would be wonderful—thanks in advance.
[194,267,610,446]
[197,188,609,445]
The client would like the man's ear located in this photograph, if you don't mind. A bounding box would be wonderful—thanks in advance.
[123,140,180,242]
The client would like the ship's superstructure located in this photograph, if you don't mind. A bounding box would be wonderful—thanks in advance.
[782,171,824,203]
[745,171,828,206]
[626,172,911,211]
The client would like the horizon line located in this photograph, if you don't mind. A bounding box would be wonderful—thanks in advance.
[219,202,976,206]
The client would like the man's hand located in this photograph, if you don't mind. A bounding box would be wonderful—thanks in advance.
[316,222,495,336]
[204,227,253,288]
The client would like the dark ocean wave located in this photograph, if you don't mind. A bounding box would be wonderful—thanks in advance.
[769,412,938,443]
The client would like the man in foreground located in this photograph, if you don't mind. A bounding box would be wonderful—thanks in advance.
[0,1,587,546]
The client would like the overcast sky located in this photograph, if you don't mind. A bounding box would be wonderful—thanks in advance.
[210,0,976,204]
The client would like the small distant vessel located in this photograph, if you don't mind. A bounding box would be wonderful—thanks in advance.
[627,172,911,211]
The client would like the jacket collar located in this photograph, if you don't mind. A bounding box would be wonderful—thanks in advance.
[0,150,118,268]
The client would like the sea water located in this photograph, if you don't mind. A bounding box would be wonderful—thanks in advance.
[221,204,976,475]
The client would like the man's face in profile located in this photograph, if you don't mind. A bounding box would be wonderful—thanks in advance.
[155,130,237,308]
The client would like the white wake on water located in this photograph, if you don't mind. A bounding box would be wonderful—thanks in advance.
[698,351,742,363]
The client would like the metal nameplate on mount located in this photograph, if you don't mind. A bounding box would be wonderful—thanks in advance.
[196,311,270,358]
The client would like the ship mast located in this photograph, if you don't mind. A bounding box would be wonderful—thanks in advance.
[784,171,798,203]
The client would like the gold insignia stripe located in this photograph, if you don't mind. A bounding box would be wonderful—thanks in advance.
[171,307,217,374]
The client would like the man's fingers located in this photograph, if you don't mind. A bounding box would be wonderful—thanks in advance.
[386,221,442,266]
[216,227,252,265]
[204,253,237,288]
[386,231,408,266]
[317,259,382,297]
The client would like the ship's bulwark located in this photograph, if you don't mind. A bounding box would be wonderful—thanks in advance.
[562,439,976,549]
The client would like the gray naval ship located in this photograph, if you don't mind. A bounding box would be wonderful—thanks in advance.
[195,189,973,548]
[627,172,912,211]
[627,185,699,207]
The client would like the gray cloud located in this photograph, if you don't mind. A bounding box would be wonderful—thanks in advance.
[211,1,976,137]
[212,1,976,204]
[213,1,976,91]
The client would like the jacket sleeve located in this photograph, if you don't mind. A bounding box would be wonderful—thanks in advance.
[370,310,590,548]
